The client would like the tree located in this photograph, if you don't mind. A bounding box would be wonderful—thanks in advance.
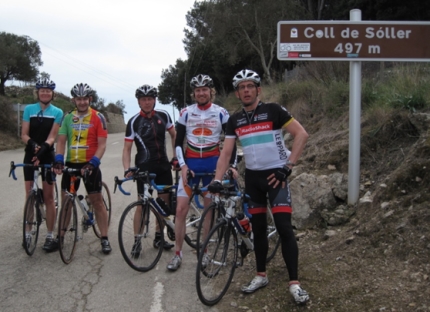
[158,59,190,110]
[0,32,42,95]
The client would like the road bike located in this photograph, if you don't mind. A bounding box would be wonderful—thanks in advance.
[9,161,59,256]
[57,168,112,264]
[114,169,229,272]
[195,183,280,306]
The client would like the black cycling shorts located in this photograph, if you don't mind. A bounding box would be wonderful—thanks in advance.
[61,162,103,194]
[136,162,173,195]
[23,150,55,183]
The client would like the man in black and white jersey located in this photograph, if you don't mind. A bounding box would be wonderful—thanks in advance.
[208,69,310,304]
[122,84,176,253]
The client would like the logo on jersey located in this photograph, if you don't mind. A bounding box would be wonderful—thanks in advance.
[236,122,272,136]
[192,128,213,136]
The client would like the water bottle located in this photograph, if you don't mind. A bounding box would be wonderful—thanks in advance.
[78,195,89,212]
[237,212,252,234]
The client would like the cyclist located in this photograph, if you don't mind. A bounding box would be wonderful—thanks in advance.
[167,74,236,271]
[208,69,310,304]
[53,83,111,254]
[122,84,176,253]
[21,78,63,252]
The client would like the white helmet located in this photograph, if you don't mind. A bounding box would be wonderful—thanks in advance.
[190,74,214,89]
[232,69,261,89]
[71,83,93,97]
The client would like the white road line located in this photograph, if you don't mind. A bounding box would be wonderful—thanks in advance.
[150,277,165,312]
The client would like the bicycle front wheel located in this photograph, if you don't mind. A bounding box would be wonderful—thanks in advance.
[58,196,78,264]
[118,201,164,272]
[22,191,40,256]
[196,220,238,306]
[266,209,280,263]
[92,182,112,238]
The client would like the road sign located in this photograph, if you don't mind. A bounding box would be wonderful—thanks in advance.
[278,21,430,61]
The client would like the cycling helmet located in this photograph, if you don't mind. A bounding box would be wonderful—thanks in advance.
[232,69,261,89]
[135,85,158,98]
[190,74,214,89]
[70,83,93,97]
[35,78,56,90]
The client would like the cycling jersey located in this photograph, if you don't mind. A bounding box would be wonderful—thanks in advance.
[59,108,108,164]
[125,109,174,166]
[225,102,293,170]
[22,102,63,150]
[176,102,229,159]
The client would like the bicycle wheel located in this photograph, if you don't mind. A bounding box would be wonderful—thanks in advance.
[183,194,204,249]
[266,209,281,263]
[22,191,41,256]
[58,196,78,264]
[195,202,222,258]
[92,182,112,238]
[118,201,164,272]
[196,220,238,306]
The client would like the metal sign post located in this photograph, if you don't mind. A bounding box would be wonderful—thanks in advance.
[277,11,430,204]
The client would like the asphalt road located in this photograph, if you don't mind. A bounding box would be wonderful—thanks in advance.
[0,132,219,312]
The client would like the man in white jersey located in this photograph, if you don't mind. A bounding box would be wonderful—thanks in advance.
[167,74,236,271]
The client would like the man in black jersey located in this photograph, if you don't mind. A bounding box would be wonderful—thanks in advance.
[122,84,176,252]
[209,69,310,304]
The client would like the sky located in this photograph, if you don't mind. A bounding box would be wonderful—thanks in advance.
[1,0,199,123]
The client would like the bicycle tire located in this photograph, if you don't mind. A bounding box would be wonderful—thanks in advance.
[92,182,112,238]
[196,220,238,306]
[266,209,281,263]
[118,201,164,272]
[183,193,205,249]
[195,202,222,258]
[58,196,78,264]
[22,191,40,256]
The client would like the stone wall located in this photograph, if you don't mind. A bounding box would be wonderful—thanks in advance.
[104,112,126,134]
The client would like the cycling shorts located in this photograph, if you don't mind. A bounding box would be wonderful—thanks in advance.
[61,162,102,194]
[244,168,293,215]
[23,150,55,183]
[136,162,173,195]
[177,156,218,198]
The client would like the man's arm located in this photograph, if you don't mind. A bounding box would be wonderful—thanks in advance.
[94,137,107,160]
[214,137,236,181]
[55,134,67,157]
[122,140,133,170]
[283,119,309,166]
[167,127,176,157]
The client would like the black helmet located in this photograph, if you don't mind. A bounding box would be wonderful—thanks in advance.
[70,83,93,98]
[232,69,261,89]
[35,78,56,90]
[135,85,158,98]
[190,74,214,89]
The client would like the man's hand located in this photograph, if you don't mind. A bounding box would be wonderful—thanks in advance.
[267,165,292,188]
[34,142,50,161]
[81,163,95,177]
[53,155,65,175]
[170,157,180,170]
[27,139,38,154]
[208,180,223,194]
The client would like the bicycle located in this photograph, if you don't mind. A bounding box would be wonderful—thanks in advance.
[195,174,280,263]
[114,169,230,272]
[9,161,59,256]
[57,167,112,264]
[195,183,280,306]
